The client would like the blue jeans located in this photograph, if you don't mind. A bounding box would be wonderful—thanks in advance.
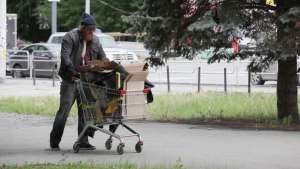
[50,80,88,146]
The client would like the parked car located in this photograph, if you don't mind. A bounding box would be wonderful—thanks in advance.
[197,46,300,85]
[196,47,234,60]
[251,59,300,85]
[47,31,138,63]
[7,43,61,78]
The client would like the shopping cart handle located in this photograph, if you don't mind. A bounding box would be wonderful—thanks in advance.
[143,88,151,94]
[73,78,81,83]
[119,89,127,96]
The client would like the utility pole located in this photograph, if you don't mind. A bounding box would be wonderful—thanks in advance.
[0,0,6,83]
[49,0,60,34]
[85,0,90,14]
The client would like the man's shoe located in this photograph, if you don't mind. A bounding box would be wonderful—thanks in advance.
[78,142,96,150]
[50,144,60,151]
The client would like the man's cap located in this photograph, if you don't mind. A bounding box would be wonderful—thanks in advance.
[81,13,96,26]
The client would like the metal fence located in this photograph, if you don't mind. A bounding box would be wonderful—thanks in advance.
[163,64,253,94]
[8,51,296,93]
[31,51,59,87]
[7,50,30,71]
[7,50,60,87]
[148,60,281,94]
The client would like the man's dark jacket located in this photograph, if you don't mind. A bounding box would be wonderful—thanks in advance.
[58,28,106,82]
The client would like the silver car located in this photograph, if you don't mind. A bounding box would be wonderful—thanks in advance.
[7,43,61,78]
[251,59,300,85]
[47,32,138,63]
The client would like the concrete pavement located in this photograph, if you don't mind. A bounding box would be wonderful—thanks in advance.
[0,78,280,97]
[1,112,300,169]
[1,78,300,169]
[0,78,60,97]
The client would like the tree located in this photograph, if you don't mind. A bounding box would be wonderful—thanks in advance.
[126,0,300,122]
[7,0,143,42]
[7,0,49,42]
[38,0,143,32]
[275,1,300,122]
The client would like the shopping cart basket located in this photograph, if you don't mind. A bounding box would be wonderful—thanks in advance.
[72,68,150,155]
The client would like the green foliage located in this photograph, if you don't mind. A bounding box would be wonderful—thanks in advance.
[8,0,144,41]
[281,116,295,126]
[0,93,283,123]
[277,7,300,57]
[0,96,77,117]
[7,0,50,42]
[126,0,300,70]
[38,0,143,32]
[148,92,277,123]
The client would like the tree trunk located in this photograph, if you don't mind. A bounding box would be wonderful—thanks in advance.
[277,56,299,122]
[276,0,299,123]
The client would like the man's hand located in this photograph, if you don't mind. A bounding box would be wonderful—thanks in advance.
[143,63,149,71]
[71,71,80,81]
[102,58,110,62]
[78,65,91,72]
[109,61,119,69]
[86,59,119,71]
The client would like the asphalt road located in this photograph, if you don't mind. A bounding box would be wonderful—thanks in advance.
[1,112,300,169]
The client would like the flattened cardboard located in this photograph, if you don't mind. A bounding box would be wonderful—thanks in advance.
[122,64,149,119]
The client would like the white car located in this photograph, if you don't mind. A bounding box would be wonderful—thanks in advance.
[250,59,300,85]
[47,32,138,63]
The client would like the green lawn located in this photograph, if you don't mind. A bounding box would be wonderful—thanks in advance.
[0,96,77,117]
[149,92,278,123]
[0,92,282,123]
[0,163,185,169]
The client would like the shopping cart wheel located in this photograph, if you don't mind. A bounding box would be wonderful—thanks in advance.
[73,142,80,153]
[135,141,143,153]
[105,139,112,150]
[117,143,125,155]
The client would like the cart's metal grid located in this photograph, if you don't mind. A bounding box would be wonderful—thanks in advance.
[72,72,149,155]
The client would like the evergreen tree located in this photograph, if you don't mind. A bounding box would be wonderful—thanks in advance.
[126,0,300,122]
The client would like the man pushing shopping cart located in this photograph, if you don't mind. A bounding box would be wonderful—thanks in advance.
[72,60,153,154]
[49,13,154,155]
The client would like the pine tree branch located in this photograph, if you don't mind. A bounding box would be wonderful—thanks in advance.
[95,0,133,15]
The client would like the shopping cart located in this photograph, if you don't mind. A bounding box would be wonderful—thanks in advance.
[72,66,150,155]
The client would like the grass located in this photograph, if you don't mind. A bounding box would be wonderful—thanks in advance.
[0,96,77,117]
[148,92,278,123]
[0,92,285,123]
[0,163,186,169]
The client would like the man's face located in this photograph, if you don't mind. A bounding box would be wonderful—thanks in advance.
[82,26,96,41]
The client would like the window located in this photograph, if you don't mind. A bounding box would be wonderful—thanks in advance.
[98,36,117,48]
[24,45,38,54]
[37,46,47,51]
[51,37,64,44]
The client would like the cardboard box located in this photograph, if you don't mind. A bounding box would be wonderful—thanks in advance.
[122,63,149,119]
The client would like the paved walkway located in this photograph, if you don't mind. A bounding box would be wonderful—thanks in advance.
[1,112,300,169]
[0,78,279,97]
